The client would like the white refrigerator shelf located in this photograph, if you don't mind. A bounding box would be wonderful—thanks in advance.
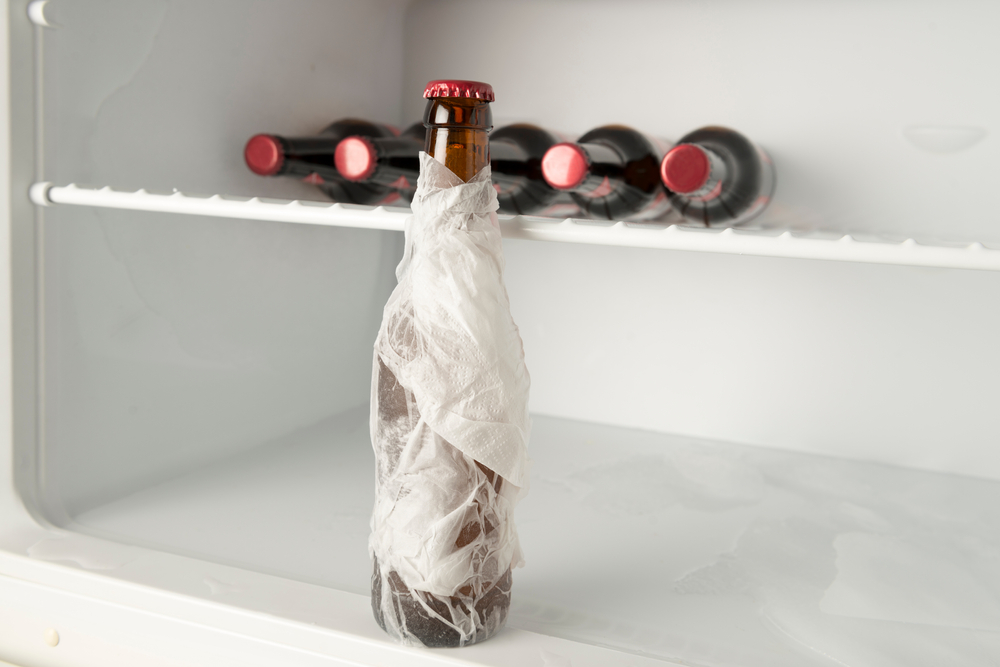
[29,182,1000,271]
[22,409,1000,667]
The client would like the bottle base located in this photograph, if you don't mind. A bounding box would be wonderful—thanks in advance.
[371,557,511,648]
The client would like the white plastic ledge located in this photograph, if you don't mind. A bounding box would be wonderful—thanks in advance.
[29,182,1000,271]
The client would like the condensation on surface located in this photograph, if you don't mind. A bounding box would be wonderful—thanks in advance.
[512,417,1000,666]
[65,408,1000,665]
[28,533,139,570]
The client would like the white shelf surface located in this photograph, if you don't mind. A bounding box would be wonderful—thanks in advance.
[30,182,1000,271]
[64,407,1000,667]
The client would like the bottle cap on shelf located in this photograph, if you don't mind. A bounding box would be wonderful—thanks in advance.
[335,136,377,182]
[423,80,495,101]
[541,143,590,190]
[660,144,711,194]
[244,134,284,176]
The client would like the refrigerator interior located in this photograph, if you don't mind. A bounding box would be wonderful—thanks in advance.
[2,0,1000,666]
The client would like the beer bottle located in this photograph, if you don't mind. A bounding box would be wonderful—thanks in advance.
[333,120,574,216]
[370,80,528,648]
[540,125,671,221]
[491,123,576,216]
[659,126,775,226]
[243,119,405,206]
[334,122,424,204]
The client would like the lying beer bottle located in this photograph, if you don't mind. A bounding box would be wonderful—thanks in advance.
[334,120,573,216]
[243,119,405,206]
[491,123,576,216]
[334,122,424,203]
[540,125,671,221]
[370,79,528,648]
[659,126,775,226]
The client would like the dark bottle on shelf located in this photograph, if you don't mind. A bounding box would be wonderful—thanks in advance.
[334,122,424,203]
[659,126,775,227]
[540,125,671,221]
[339,121,576,216]
[490,123,577,216]
[243,119,405,206]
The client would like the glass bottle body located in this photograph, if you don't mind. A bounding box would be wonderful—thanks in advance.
[491,124,576,216]
[660,126,775,227]
[243,118,405,206]
[371,91,515,648]
[331,117,575,216]
[334,122,424,203]
[542,125,671,221]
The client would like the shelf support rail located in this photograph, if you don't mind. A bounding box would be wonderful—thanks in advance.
[28,182,1000,271]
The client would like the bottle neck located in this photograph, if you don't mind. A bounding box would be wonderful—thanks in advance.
[684,146,728,201]
[373,136,424,189]
[340,131,424,189]
[281,135,341,156]
[264,119,395,181]
[283,139,341,180]
[661,143,728,202]
[489,137,529,164]
[489,137,530,191]
[423,97,492,182]
[253,135,340,181]
[568,142,625,197]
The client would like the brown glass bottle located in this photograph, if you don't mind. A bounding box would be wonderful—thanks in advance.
[334,119,571,216]
[541,125,671,221]
[334,122,424,203]
[243,119,404,206]
[659,126,775,227]
[422,82,492,180]
[371,80,513,648]
[492,124,575,216]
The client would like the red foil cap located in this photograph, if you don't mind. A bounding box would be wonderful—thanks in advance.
[423,79,495,101]
[335,136,377,182]
[244,134,284,176]
[661,144,711,194]
[542,143,590,190]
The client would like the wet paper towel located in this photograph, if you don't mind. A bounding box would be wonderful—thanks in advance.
[369,152,530,645]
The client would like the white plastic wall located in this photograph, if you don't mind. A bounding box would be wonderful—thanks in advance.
[37,0,410,516]
[403,0,1000,243]
[32,0,1000,523]
[403,0,1000,480]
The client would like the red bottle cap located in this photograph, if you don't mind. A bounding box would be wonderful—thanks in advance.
[541,143,590,190]
[244,134,285,176]
[660,144,711,194]
[335,136,377,182]
[423,79,495,101]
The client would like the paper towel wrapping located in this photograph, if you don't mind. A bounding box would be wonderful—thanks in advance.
[369,152,531,634]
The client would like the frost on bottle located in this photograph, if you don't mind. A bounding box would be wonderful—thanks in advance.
[540,125,671,221]
[369,80,531,648]
[243,119,408,206]
[659,126,775,226]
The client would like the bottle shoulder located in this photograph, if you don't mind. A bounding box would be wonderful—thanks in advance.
[678,126,756,161]
[578,125,661,163]
[321,118,397,140]
[492,124,560,160]
[400,122,425,140]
